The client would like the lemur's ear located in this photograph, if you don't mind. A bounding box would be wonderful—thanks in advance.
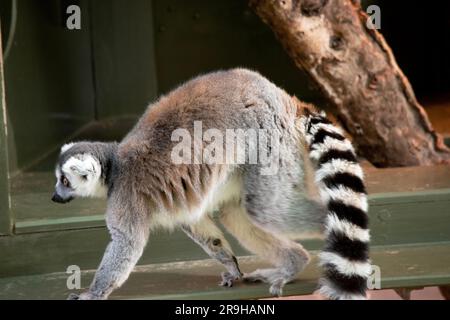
[61,143,75,154]
[66,156,97,180]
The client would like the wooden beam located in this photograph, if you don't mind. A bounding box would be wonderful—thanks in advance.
[0,21,12,235]
[1,185,450,278]
[1,242,449,299]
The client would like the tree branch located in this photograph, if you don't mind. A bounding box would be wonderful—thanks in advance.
[250,0,450,167]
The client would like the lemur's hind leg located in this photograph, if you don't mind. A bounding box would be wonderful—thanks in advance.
[220,202,310,297]
[182,215,242,287]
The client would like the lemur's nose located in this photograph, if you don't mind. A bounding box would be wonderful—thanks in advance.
[51,192,64,203]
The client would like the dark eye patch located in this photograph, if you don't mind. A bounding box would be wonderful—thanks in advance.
[60,175,71,188]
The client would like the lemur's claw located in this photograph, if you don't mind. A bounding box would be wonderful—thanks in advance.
[220,271,240,287]
[220,279,233,287]
[269,277,286,297]
[269,281,284,297]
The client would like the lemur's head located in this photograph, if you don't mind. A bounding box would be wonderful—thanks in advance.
[52,142,108,204]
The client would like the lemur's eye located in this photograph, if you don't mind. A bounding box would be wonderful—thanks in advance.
[62,176,69,187]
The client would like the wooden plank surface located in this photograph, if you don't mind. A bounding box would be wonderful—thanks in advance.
[1,186,450,278]
[1,242,449,300]
[365,165,450,194]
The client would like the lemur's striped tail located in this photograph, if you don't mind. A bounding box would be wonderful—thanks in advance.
[300,110,371,300]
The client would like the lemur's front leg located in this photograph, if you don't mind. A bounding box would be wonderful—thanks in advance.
[68,200,150,300]
[182,215,242,287]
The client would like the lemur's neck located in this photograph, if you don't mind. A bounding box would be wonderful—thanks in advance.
[95,142,119,191]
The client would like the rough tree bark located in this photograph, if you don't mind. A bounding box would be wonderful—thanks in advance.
[250,0,450,167]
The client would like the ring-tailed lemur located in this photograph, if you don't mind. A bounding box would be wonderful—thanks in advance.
[52,68,370,300]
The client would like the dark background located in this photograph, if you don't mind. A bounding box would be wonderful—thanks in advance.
[1,0,449,173]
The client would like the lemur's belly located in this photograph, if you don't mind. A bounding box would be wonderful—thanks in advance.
[150,170,243,229]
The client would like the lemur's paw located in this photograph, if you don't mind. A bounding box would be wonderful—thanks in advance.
[67,293,80,300]
[67,291,101,300]
[269,279,284,297]
[220,271,241,287]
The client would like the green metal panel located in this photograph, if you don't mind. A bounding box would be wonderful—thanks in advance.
[0,22,12,235]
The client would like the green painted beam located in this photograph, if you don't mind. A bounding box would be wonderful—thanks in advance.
[0,224,251,278]
[1,242,449,299]
[1,165,450,278]
[11,172,107,233]
[10,165,450,234]
[10,186,450,246]
[1,186,450,278]
[0,22,12,235]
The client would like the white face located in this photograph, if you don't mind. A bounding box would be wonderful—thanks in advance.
[53,151,107,203]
